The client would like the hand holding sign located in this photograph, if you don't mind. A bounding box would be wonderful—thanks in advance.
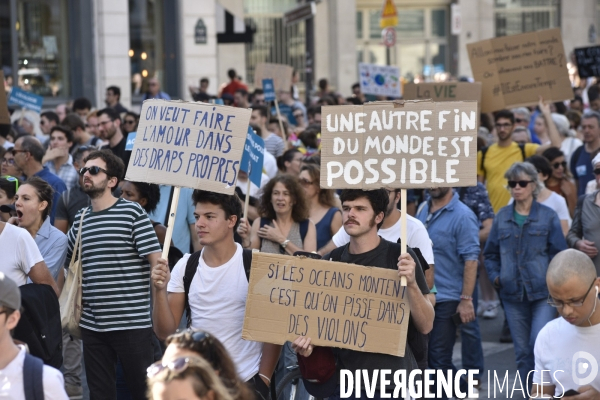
[291,336,314,357]
[397,253,417,286]
[152,258,170,290]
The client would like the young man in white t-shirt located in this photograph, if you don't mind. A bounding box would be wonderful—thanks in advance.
[531,249,600,399]
[0,221,59,296]
[0,273,68,399]
[152,190,280,397]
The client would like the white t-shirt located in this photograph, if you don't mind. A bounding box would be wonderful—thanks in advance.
[263,151,278,179]
[561,137,583,165]
[0,346,68,399]
[236,173,270,198]
[509,192,572,226]
[331,212,435,265]
[0,223,44,286]
[533,317,600,396]
[168,244,262,381]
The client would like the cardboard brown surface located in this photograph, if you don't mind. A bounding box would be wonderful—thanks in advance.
[320,100,478,189]
[125,100,251,194]
[254,63,294,92]
[242,252,410,357]
[467,28,572,113]
[0,72,10,125]
[403,82,481,104]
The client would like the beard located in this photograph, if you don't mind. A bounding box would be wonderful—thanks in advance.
[429,187,451,199]
[83,179,108,199]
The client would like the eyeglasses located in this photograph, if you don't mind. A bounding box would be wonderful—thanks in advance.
[10,149,27,157]
[495,123,513,129]
[124,120,136,125]
[552,161,567,170]
[2,176,19,192]
[547,280,596,308]
[147,357,197,378]
[299,178,314,186]
[594,168,600,176]
[0,158,15,165]
[508,180,533,188]
[515,118,527,124]
[79,166,109,176]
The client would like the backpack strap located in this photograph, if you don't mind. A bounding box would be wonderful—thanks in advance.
[571,145,584,174]
[242,249,253,281]
[518,143,526,161]
[299,219,309,242]
[23,353,44,400]
[183,251,202,328]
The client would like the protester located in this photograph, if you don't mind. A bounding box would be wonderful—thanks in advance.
[143,77,171,101]
[552,113,582,164]
[97,108,131,175]
[72,98,92,119]
[0,176,18,222]
[299,164,342,252]
[40,111,59,137]
[42,126,78,190]
[61,113,101,155]
[276,148,303,175]
[86,111,101,140]
[1,149,22,178]
[542,147,577,217]
[55,104,69,122]
[531,249,600,398]
[570,111,600,196]
[105,86,128,114]
[220,69,248,97]
[12,136,67,224]
[121,180,167,245]
[484,162,567,391]
[122,111,139,134]
[234,89,249,108]
[66,150,164,399]
[250,106,285,158]
[0,273,68,399]
[533,113,552,145]
[54,146,92,233]
[268,117,288,141]
[512,126,531,145]
[512,107,531,129]
[251,88,266,107]
[189,77,210,100]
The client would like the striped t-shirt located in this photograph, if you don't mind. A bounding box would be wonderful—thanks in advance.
[67,198,161,332]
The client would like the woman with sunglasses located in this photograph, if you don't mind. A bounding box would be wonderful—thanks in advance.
[147,355,233,400]
[1,150,23,179]
[0,176,19,222]
[299,164,341,253]
[542,147,577,218]
[159,330,254,400]
[484,162,567,392]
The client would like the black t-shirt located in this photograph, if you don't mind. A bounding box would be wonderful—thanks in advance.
[102,136,131,176]
[323,238,430,391]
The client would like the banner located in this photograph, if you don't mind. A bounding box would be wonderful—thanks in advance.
[254,63,294,92]
[320,100,478,189]
[8,87,44,114]
[262,79,276,102]
[242,252,410,357]
[467,28,572,113]
[359,63,401,98]
[126,100,251,194]
[403,82,481,104]
[240,127,265,187]
[574,45,600,79]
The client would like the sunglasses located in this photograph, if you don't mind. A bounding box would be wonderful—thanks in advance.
[552,161,567,170]
[0,158,15,165]
[508,180,533,188]
[79,166,109,176]
[2,176,19,192]
[124,120,136,124]
[147,357,196,378]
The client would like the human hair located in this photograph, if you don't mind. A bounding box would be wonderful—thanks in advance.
[227,69,237,80]
[551,113,570,137]
[582,110,600,126]
[588,85,599,103]
[526,155,552,179]
[252,88,263,96]
[494,109,515,124]
[0,176,20,199]
[21,176,54,221]
[84,149,125,184]
[191,190,242,231]
[318,78,328,91]
[511,107,530,121]
[147,356,234,400]
[351,82,360,90]
[566,110,582,129]
[125,111,139,121]
[251,105,268,119]
[553,101,567,115]
[125,181,160,214]
[234,88,248,97]
[505,162,543,198]
[542,147,565,163]
[547,249,597,287]
[339,189,389,229]
[513,126,531,141]
[61,113,86,132]
[72,97,92,112]
[298,125,320,149]
[480,113,494,132]
[276,148,301,172]
[41,111,60,125]
[18,136,45,163]
[259,175,309,222]
[73,146,92,164]
[307,106,321,119]
[200,77,209,85]
[50,126,74,144]
[97,107,120,122]
[107,85,121,100]
[165,331,253,400]
[249,124,261,137]
[300,164,336,208]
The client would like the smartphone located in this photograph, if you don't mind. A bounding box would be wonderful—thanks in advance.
[563,389,580,397]
[452,312,463,326]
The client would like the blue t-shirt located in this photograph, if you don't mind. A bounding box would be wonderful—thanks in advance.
[34,167,67,225]
[570,145,595,197]
[148,186,196,255]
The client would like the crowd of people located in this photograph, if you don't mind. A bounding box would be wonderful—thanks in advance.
[0,68,599,400]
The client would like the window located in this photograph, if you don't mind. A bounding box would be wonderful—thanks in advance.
[494,0,559,37]
[357,11,363,39]
[396,9,425,38]
[431,9,446,37]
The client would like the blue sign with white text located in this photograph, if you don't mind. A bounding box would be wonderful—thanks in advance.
[8,87,43,113]
[262,79,276,102]
[240,126,265,187]
[125,132,137,151]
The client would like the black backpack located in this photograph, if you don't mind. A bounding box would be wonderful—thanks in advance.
[13,284,63,369]
[23,353,44,400]
[183,249,253,328]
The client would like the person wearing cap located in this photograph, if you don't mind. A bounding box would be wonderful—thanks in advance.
[0,272,68,399]
[567,153,600,276]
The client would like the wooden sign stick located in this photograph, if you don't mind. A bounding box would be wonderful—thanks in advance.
[157,186,181,285]
[400,189,408,286]
[243,179,251,220]
[273,98,286,140]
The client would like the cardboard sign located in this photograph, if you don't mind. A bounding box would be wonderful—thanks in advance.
[8,87,43,114]
[320,100,478,189]
[403,82,482,104]
[359,63,401,98]
[0,72,9,125]
[574,45,600,79]
[254,63,293,92]
[125,100,251,194]
[242,252,410,357]
[125,132,137,151]
[240,127,265,187]
[467,28,572,113]
[262,79,276,102]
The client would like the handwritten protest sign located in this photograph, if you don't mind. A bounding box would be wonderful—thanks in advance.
[240,127,265,187]
[254,63,293,92]
[242,252,410,356]
[575,45,600,79]
[262,79,276,102]
[0,72,9,124]
[320,100,478,189]
[125,100,251,195]
[467,28,572,113]
[8,87,43,114]
[359,63,401,98]
[403,82,481,104]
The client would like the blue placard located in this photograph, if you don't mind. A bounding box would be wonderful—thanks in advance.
[211,98,224,105]
[125,132,136,151]
[240,126,265,187]
[262,79,276,102]
[8,87,43,113]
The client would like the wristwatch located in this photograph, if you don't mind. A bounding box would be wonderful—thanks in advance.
[281,239,290,249]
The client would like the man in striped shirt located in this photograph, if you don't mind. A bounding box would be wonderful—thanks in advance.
[66,150,165,400]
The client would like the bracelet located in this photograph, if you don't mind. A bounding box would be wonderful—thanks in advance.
[258,373,271,384]
[460,295,473,301]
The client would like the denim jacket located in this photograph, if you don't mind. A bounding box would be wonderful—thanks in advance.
[483,200,567,302]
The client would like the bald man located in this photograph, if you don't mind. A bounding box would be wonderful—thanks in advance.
[531,249,600,399]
